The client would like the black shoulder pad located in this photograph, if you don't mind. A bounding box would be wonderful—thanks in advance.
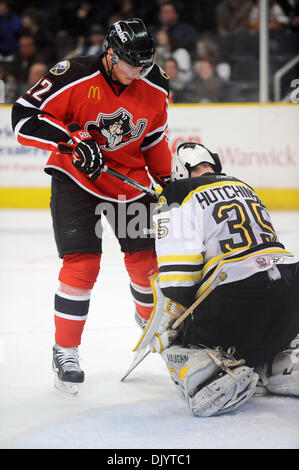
[20,56,100,108]
[47,56,99,84]
[144,64,169,95]
[161,179,191,206]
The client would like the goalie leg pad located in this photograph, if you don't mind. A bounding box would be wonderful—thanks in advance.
[267,371,299,396]
[266,338,299,396]
[162,345,258,417]
[161,346,217,401]
[133,273,185,353]
[190,366,258,417]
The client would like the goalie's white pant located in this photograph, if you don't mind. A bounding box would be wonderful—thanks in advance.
[162,345,259,417]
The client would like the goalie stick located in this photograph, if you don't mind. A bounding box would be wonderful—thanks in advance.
[120,349,151,382]
[121,271,227,382]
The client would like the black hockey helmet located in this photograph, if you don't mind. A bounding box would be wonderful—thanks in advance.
[172,142,222,180]
[104,18,155,76]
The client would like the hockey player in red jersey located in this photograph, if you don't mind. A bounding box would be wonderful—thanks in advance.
[11,18,172,393]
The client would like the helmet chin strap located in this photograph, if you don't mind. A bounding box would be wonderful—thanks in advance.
[104,50,119,81]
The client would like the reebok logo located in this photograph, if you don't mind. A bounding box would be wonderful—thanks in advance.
[79,131,91,140]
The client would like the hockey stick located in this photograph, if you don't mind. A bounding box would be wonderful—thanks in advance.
[59,142,159,200]
[120,271,227,382]
[120,349,151,382]
[103,165,159,200]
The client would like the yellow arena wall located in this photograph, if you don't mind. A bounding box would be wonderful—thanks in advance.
[0,103,298,210]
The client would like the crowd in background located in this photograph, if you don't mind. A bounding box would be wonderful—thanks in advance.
[0,0,298,104]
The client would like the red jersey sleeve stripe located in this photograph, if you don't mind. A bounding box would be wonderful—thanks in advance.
[17,132,58,151]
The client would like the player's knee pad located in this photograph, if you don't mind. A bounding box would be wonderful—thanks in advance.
[162,345,258,417]
[263,336,299,396]
[59,253,101,290]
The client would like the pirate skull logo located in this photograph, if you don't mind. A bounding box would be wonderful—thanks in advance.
[85,108,147,151]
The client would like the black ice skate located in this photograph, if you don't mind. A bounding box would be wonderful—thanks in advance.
[52,344,84,395]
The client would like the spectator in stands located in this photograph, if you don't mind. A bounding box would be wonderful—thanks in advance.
[181,0,219,34]
[66,24,105,58]
[4,76,17,104]
[164,57,194,102]
[0,0,22,62]
[5,35,45,85]
[5,60,48,103]
[284,0,299,32]
[194,34,232,81]
[153,1,199,56]
[195,34,220,65]
[155,29,193,81]
[249,0,289,33]
[192,60,227,102]
[17,62,48,96]
[216,0,253,35]
[28,62,47,84]
[135,0,172,28]
[57,1,102,39]
[21,8,57,63]
[108,0,136,26]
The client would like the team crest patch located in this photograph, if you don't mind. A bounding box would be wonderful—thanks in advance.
[50,60,70,76]
[256,257,270,268]
[85,108,147,151]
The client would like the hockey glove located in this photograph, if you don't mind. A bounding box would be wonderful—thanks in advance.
[58,123,104,181]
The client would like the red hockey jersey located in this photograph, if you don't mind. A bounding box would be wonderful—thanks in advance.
[11,56,172,201]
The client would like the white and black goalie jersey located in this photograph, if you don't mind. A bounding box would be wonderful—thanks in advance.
[153,173,298,307]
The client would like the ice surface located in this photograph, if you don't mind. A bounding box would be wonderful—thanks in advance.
[0,209,299,449]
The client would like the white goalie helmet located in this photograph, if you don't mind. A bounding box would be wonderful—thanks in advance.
[171,142,222,181]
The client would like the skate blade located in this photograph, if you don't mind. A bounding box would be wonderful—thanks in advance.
[53,374,80,395]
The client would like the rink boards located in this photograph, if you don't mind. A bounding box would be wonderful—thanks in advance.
[0,103,298,209]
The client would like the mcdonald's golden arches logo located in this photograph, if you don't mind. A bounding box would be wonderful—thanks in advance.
[88,86,100,100]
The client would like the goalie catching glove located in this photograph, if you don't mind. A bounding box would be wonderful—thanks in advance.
[58,123,105,181]
[133,273,186,355]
